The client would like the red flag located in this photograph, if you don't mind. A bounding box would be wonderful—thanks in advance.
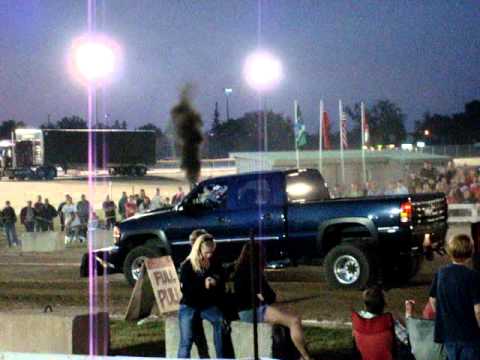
[322,111,331,150]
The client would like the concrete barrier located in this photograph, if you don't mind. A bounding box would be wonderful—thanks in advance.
[0,311,109,355]
[448,204,480,223]
[19,232,65,252]
[18,229,113,252]
[165,315,295,359]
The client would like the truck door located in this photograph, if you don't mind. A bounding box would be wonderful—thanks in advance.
[226,173,286,261]
[165,179,234,263]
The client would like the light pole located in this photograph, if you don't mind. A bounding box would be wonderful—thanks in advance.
[243,50,283,152]
[224,88,232,121]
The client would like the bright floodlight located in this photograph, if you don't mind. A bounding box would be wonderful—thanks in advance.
[70,34,120,86]
[243,50,283,92]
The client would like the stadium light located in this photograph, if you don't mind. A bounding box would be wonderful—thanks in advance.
[243,50,283,92]
[243,50,283,152]
[69,34,121,87]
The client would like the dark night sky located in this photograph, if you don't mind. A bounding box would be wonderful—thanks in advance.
[0,1,479,133]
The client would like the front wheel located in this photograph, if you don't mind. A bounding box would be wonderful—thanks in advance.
[324,244,373,289]
[123,246,163,286]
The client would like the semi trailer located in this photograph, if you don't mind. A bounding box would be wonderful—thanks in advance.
[0,128,156,180]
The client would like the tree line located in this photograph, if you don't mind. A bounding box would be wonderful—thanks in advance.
[1,98,479,158]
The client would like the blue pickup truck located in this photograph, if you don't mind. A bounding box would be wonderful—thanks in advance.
[84,168,448,289]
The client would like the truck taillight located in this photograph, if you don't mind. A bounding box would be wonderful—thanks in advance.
[113,225,121,244]
[400,201,412,223]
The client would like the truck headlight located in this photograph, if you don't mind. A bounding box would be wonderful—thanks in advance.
[113,225,121,245]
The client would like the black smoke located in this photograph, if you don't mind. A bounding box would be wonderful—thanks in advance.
[171,85,203,187]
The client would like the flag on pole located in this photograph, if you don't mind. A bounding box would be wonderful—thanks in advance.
[294,104,307,148]
[322,111,331,150]
[340,110,348,149]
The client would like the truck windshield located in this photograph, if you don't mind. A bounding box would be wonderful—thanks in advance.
[286,170,330,203]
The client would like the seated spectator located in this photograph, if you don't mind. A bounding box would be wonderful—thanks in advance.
[177,234,225,359]
[351,310,396,360]
[233,241,312,360]
[394,180,409,195]
[404,299,446,360]
[429,234,480,359]
[356,287,410,350]
[461,189,476,204]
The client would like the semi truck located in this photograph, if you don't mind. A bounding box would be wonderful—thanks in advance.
[0,128,156,180]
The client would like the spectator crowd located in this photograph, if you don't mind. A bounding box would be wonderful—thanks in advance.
[332,161,480,205]
[0,186,186,247]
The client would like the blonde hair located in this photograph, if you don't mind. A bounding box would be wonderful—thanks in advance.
[189,229,208,246]
[447,234,473,261]
[188,233,215,272]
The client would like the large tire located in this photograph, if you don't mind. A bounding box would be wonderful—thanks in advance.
[45,167,57,180]
[35,167,46,179]
[136,166,147,177]
[324,244,373,289]
[123,246,163,286]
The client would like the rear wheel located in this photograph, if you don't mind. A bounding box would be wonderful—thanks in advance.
[136,166,147,177]
[45,167,56,180]
[123,246,164,286]
[324,244,373,289]
[35,167,46,179]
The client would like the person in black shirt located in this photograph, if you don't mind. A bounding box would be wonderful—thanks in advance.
[177,234,225,359]
[429,234,480,359]
[1,201,19,247]
[102,196,117,230]
[43,198,58,231]
[233,241,312,360]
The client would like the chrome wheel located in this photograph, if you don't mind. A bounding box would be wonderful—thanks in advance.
[131,256,147,280]
[333,255,361,285]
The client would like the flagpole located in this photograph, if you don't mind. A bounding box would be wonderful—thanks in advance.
[361,102,367,185]
[319,100,324,173]
[294,100,300,168]
[339,100,345,185]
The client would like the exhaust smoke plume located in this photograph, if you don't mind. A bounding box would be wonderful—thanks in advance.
[171,84,203,187]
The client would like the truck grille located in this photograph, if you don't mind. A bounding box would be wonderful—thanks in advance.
[412,197,447,225]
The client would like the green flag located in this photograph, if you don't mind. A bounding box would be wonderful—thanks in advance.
[295,105,307,148]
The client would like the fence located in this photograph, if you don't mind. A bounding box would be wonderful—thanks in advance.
[423,144,480,158]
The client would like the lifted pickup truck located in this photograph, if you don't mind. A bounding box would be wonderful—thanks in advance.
[83,168,448,288]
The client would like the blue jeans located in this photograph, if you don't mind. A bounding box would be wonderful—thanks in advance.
[238,305,268,323]
[445,343,480,360]
[4,223,18,247]
[177,304,224,358]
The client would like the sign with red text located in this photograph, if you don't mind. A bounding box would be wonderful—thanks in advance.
[145,256,181,314]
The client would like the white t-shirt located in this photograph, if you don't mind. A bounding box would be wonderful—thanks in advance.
[62,203,77,218]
